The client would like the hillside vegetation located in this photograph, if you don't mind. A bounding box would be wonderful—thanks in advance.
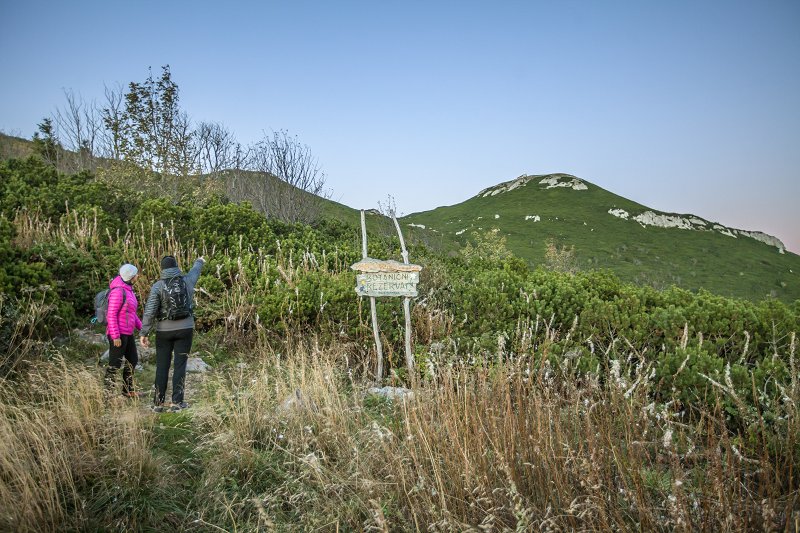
[402,173,800,302]
[1,156,798,530]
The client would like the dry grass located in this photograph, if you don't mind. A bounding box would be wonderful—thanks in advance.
[0,336,797,530]
[3,208,798,530]
[186,338,799,531]
[0,358,168,532]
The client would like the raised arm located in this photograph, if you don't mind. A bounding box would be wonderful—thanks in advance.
[184,257,206,286]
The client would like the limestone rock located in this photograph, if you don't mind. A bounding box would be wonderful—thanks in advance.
[98,339,153,364]
[367,386,414,401]
[186,357,211,373]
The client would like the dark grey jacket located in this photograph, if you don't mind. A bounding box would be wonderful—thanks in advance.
[140,259,205,336]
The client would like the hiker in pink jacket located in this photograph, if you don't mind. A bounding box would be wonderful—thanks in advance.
[104,263,143,398]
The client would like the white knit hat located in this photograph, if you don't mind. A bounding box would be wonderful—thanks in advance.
[119,264,138,282]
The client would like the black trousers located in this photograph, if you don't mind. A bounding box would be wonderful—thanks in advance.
[154,328,193,405]
[105,334,138,394]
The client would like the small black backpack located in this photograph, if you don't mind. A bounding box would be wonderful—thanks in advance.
[160,275,191,320]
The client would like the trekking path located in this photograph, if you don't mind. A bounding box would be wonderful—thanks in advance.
[72,328,213,413]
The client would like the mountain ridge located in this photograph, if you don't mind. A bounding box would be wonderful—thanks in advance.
[470,173,786,253]
[400,173,799,302]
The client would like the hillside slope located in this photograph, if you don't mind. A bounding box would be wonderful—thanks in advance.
[401,173,800,302]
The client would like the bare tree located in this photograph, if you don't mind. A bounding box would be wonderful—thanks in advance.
[99,83,125,161]
[171,110,199,179]
[377,194,400,217]
[223,142,254,204]
[247,130,329,223]
[51,89,103,172]
[196,121,235,180]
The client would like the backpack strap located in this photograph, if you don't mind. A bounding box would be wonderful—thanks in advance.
[111,285,127,317]
[114,286,127,306]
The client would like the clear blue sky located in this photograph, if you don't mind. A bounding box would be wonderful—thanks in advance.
[2,1,799,252]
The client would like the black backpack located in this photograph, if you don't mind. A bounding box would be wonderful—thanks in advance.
[160,275,191,320]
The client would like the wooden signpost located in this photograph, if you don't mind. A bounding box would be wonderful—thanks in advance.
[353,210,422,380]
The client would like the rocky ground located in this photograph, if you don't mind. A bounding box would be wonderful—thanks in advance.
[70,328,212,408]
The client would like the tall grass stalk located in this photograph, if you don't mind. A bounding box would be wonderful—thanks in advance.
[0,359,165,532]
[190,338,798,530]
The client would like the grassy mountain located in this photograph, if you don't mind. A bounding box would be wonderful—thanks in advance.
[401,173,800,302]
[0,132,35,160]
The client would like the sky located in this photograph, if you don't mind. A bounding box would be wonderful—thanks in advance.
[1,1,799,252]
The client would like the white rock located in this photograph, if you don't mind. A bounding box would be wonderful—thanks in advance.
[539,176,588,190]
[633,211,695,230]
[608,208,629,219]
[505,177,527,192]
[713,224,737,238]
[407,223,426,229]
[477,174,589,197]
[524,215,540,222]
[73,329,107,346]
[186,357,211,373]
[455,229,466,235]
[607,208,785,253]
[494,214,500,219]
[478,174,534,197]
[367,386,415,401]
[734,229,785,253]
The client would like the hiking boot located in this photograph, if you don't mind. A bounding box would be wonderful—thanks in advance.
[168,402,189,412]
[152,405,165,413]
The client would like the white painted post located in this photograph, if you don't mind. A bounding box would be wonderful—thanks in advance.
[361,210,383,381]
[391,215,414,374]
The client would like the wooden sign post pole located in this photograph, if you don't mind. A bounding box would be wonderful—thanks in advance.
[392,215,415,374]
[361,210,383,380]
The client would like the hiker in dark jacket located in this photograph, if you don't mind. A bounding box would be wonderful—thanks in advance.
[139,255,205,412]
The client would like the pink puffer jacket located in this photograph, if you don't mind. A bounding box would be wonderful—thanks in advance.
[105,276,142,339]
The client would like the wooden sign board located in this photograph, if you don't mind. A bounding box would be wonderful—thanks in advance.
[351,258,422,298]
[356,272,419,297]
